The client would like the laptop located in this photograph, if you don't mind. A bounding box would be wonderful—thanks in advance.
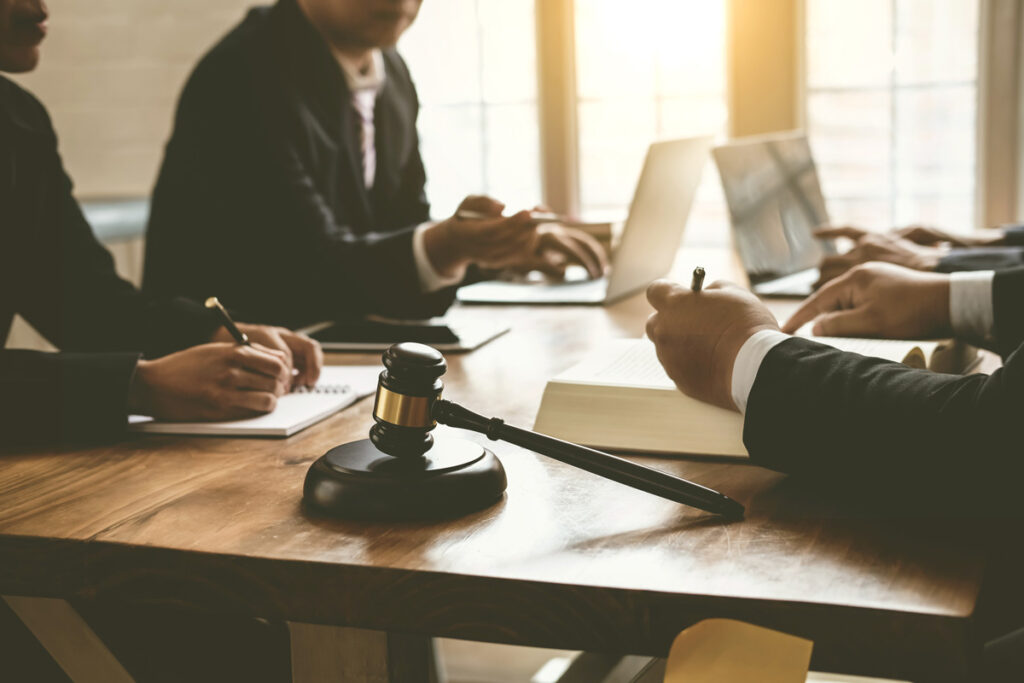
[456,136,713,305]
[712,132,836,298]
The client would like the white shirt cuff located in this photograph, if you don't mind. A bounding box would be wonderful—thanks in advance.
[413,222,467,292]
[949,270,995,340]
[731,329,791,414]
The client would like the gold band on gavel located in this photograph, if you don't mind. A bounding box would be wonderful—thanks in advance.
[373,386,438,428]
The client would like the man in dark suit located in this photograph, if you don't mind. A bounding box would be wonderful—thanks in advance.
[646,263,1024,680]
[0,0,322,446]
[143,0,606,327]
[812,223,1024,284]
[645,261,1022,478]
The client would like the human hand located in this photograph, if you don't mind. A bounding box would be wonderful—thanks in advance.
[421,196,539,277]
[814,225,948,285]
[212,324,323,388]
[645,279,780,411]
[128,343,292,421]
[894,224,1005,248]
[783,262,951,338]
[507,224,609,279]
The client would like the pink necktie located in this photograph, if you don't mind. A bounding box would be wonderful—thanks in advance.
[352,89,376,190]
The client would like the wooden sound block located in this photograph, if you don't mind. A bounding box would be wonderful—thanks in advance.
[303,437,507,520]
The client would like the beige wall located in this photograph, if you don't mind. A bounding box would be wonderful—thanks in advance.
[10,0,256,199]
[7,0,255,349]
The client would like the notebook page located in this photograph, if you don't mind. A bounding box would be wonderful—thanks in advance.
[128,365,380,437]
[557,340,676,389]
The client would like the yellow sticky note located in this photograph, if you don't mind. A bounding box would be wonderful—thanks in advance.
[664,619,813,683]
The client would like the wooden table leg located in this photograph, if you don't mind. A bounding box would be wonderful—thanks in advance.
[287,622,439,683]
[3,595,135,683]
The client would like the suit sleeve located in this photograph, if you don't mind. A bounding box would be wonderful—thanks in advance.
[1000,225,1024,246]
[0,350,138,446]
[7,99,218,358]
[744,267,1024,482]
[937,247,1024,272]
[743,337,1023,487]
[992,267,1024,355]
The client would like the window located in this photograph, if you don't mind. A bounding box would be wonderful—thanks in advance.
[574,0,728,244]
[399,0,541,217]
[805,0,980,231]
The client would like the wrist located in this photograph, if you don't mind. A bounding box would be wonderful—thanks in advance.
[912,247,946,271]
[422,220,469,277]
[925,277,954,336]
[127,359,155,415]
[719,323,780,411]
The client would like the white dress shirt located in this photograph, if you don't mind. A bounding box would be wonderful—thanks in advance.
[730,270,997,414]
[333,49,460,293]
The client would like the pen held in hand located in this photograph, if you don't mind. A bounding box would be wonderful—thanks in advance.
[455,209,595,228]
[205,297,250,346]
[691,266,706,292]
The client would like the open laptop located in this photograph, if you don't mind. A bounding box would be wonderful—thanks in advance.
[456,136,713,305]
[712,132,836,298]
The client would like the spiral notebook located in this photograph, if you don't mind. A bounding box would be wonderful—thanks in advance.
[128,366,380,437]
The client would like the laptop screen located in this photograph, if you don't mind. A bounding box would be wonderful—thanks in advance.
[713,133,833,283]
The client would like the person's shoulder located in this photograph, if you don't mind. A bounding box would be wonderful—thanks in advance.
[0,75,55,139]
[183,5,274,95]
[382,48,416,90]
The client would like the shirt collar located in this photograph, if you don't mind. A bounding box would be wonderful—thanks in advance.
[333,48,386,95]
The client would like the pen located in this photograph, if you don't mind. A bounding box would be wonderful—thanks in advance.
[455,209,593,228]
[691,266,706,292]
[205,297,250,345]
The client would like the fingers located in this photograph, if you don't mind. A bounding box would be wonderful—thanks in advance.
[568,228,610,277]
[232,344,291,390]
[810,308,874,337]
[525,251,568,278]
[473,211,541,259]
[230,366,288,396]
[815,254,857,287]
[235,324,296,377]
[539,229,604,279]
[281,330,323,387]
[646,279,682,310]
[458,194,505,217]
[782,272,856,333]
[226,389,279,415]
[814,225,867,240]
[645,312,659,341]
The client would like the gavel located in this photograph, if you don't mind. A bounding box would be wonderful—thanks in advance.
[303,343,744,520]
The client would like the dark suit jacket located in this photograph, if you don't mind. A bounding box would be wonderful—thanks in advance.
[0,77,218,445]
[143,0,454,328]
[744,267,1024,494]
[937,226,1024,272]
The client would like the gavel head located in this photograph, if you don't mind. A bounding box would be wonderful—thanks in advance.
[370,343,447,458]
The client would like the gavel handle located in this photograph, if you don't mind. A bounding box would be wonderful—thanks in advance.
[432,400,744,519]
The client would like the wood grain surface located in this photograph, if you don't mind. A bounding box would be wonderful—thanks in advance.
[0,250,1009,682]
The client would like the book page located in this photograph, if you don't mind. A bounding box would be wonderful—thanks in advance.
[538,340,747,457]
[812,336,934,364]
[559,340,675,389]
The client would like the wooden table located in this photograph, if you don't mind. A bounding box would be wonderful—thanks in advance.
[0,252,1014,682]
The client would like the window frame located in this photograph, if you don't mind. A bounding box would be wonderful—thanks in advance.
[532,0,1024,229]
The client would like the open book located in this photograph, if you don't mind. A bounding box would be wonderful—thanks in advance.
[533,337,976,458]
[128,366,380,438]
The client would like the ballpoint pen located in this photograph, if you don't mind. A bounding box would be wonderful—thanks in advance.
[205,297,250,345]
